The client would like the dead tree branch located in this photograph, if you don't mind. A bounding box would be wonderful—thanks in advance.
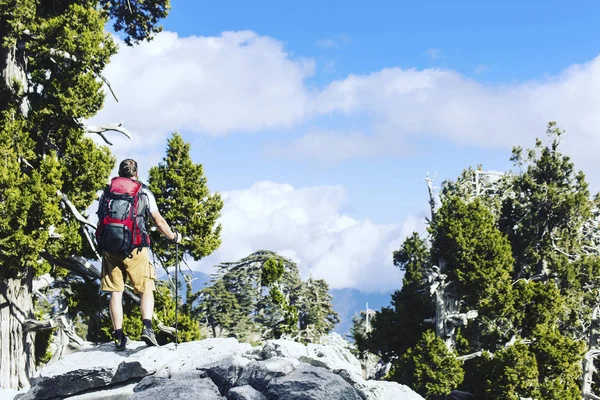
[83,122,132,145]
[57,190,96,229]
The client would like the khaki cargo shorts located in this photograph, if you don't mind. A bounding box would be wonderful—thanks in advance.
[101,247,155,294]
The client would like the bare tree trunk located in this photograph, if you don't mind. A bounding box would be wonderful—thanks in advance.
[0,268,36,390]
[582,308,600,398]
[0,20,29,115]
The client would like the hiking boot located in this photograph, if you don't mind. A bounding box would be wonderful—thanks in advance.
[114,332,128,351]
[141,326,159,347]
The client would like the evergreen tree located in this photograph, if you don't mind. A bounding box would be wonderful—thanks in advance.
[296,277,340,342]
[364,122,599,399]
[146,132,223,342]
[148,132,223,270]
[193,278,245,339]
[0,0,169,389]
[392,330,464,399]
[357,233,433,361]
[208,250,302,339]
[196,250,338,343]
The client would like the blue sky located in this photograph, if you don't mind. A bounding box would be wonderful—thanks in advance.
[165,0,600,81]
[92,0,600,293]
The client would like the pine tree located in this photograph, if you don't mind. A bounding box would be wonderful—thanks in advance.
[296,277,340,342]
[393,330,464,399]
[193,278,245,338]
[196,250,339,343]
[144,132,223,342]
[356,233,433,361]
[364,122,599,399]
[148,132,223,270]
[0,0,169,389]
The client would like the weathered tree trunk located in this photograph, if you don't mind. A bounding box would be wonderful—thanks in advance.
[582,307,600,398]
[0,268,36,390]
[0,23,33,390]
[0,20,29,115]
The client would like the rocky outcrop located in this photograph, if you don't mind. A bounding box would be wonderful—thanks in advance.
[9,334,423,400]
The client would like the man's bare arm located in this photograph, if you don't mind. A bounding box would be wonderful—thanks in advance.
[150,210,177,241]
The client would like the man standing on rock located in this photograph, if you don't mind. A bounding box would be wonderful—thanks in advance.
[96,159,181,351]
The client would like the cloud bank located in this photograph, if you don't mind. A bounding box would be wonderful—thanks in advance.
[93,30,600,175]
[195,181,426,292]
[87,30,600,291]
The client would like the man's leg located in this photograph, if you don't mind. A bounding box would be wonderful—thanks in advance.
[126,248,159,346]
[140,289,154,321]
[101,255,128,351]
[109,291,124,329]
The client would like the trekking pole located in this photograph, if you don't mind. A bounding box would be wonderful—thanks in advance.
[174,230,179,349]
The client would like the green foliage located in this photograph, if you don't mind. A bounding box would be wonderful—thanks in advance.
[99,0,170,46]
[357,233,433,361]
[0,0,170,276]
[296,277,340,342]
[482,342,540,399]
[148,132,223,270]
[194,278,249,339]
[153,282,202,343]
[393,231,430,286]
[261,258,284,287]
[0,0,170,381]
[393,330,464,399]
[500,122,591,279]
[531,324,585,400]
[260,257,299,338]
[432,197,514,317]
[365,123,597,399]
[194,251,338,343]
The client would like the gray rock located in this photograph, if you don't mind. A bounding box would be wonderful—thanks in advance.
[153,338,253,380]
[260,337,363,378]
[63,382,137,399]
[132,376,170,392]
[265,364,363,400]
[305,339,363,377]
[17,336,424,400]
[198,355,251,393]
[355,380,424,400]
[334,368,365,386]
[0,388,25,400]
[237,357,302,391]
[129,377,225,400]
[20,341,172,399]
[227,385,267,400]
[261,340,309,360]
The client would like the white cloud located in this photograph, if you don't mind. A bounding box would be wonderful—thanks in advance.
[264,129,410,162]
[309,57,600,180]
[89,29,600,186]
[195,181,427,292]
[90,30,314,138]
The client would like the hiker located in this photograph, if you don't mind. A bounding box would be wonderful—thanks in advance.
[96,159,181,351]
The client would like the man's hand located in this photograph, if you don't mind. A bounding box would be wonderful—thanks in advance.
[171,231,182,243]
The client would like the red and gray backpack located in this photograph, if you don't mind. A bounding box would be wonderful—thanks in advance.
[96,177,151,255]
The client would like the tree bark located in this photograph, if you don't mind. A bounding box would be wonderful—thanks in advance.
[0,21,29,115]
[582,307,600,397]
[0,268,36,390]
